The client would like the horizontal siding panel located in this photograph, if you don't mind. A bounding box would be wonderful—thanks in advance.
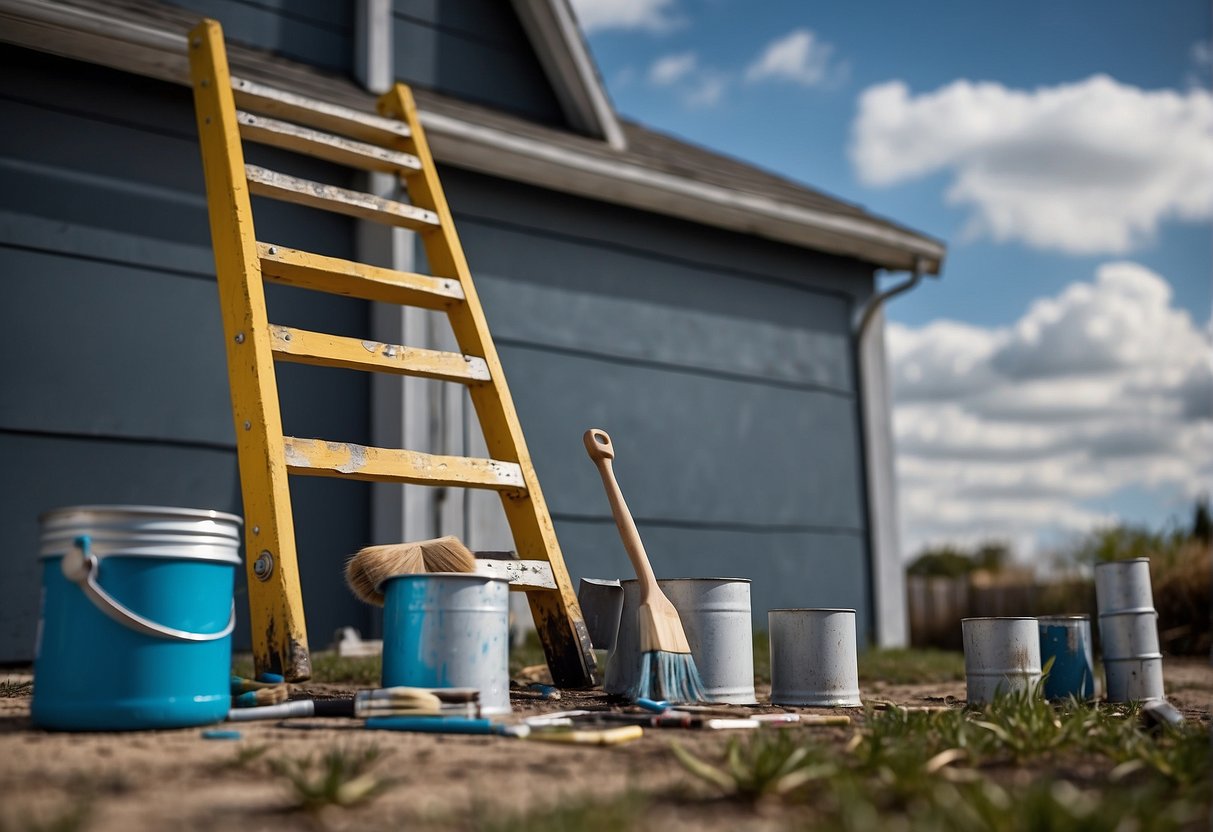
[468,225,854,391]
[498,346,866,530]
[554,520,872,643]
[442,169,877,297]
[165,0,354,74]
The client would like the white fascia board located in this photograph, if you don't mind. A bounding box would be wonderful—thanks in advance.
[510,0,626,151]
[0,0,944,272]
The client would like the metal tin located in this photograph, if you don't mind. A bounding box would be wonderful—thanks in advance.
[381,573,511,714]
[577,578,623,652]
[961,617,1042,705]
[768,609,861,707]
[605,578,756,704]
[1095,559,1164,703]
[33,505,241,731]
[1037,615,1096,701]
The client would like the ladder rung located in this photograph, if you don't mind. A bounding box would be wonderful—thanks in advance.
[238,112,422,175]
[269,325,490,383]
[245,165,440,231]
[231,76,410,146]
[283,437,526,490]
[258,243,464,308]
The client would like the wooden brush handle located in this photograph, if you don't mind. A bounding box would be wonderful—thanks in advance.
[583,429,659,602]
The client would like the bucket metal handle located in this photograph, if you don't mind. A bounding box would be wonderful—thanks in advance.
[60,536,236,642]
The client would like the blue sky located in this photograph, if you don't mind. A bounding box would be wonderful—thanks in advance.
[570,0,1212,563]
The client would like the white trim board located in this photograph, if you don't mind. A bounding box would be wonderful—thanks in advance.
[0,0,944,272]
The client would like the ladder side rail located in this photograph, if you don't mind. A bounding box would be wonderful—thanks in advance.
[189,20,311,681]
[379,84,597,688]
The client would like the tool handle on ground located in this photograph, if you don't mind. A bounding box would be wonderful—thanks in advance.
[583,429,659,599]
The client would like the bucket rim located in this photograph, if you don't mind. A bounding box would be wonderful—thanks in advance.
[1095,557,1150,566]
[381,572,510,585]
[961,616,1037,622]
[769,607,856,614]
[38,504,243,526]
[1036,614,1091,621]
[619,576,752,584]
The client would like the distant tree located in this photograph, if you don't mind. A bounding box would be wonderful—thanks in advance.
[973,541,1011,573]
[1192,495,1212,545]
[907,546,976,578]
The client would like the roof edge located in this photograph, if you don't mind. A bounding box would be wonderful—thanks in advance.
[0,0,944,272]
[509,0,626,151]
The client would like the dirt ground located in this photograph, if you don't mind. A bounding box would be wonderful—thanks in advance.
[1,659,1210,832]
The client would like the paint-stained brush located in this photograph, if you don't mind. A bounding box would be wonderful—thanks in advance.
[584,428,707,704]
[344,536,477,606]
[232,687,289,707]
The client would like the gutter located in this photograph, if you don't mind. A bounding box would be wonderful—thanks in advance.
[0,0,945,273]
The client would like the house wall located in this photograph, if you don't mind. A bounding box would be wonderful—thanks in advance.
[436,169,879,644]
[391,0,567,126]
[163,0,355,75]
[0,46,373,662]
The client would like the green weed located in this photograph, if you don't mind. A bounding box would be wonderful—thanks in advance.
[673,731,836,802]
[468,793,649,832]
[270,743,391,812]
[0,679,32,698]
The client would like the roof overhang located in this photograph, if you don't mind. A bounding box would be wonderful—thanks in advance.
[0,0,945,273]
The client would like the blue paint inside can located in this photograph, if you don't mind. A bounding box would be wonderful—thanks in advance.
[1038,617,1096,702]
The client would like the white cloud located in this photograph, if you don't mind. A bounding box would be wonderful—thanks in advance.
[649,52,697,86]
[889,263,1212,560]
[645,52,727,108]
[744,29,844,88]
[569,0,683,33]
[851,76,1213,254]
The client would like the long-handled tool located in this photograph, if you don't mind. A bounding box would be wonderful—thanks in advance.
[583,429,706,703]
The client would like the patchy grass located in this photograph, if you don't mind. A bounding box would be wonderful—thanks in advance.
[672,688,1211,829]
[0,680,32,698]
[230,653,382,686]
[466,793,649,832]
[270,743,391,813]
[0,800,92,832]
[857,647,966,685]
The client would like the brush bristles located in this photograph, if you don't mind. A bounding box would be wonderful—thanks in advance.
[629,652,708,703]
[344,536,477,605]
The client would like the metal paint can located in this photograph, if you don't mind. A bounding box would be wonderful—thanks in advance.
[768,609,862,707]
[577,578,623,652]
[1037,615,1096,701]
[381,573,511,715]
[605,578,756,704]
[33,505,241,731]
[961,617,1042,705]
[1095,559,1164,703]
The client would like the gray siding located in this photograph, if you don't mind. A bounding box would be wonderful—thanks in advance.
[163,0,354,75]
[0,47,371,661]
[393,0,566,126]
[438,170,878,643]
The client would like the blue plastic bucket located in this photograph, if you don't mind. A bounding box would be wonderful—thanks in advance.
[381,573,510,715]
[1038,615,1096,702]
[32,505,241,731]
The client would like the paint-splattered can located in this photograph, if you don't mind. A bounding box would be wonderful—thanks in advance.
[961,617,1042,705]
[768,609,862,707]
[1095,559,1164,703]
[381,573,511,714]
[1037,615,1096,701]
[606,578,756,704]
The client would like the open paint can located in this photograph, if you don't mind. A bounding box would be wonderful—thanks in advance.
[962,617,1042,705]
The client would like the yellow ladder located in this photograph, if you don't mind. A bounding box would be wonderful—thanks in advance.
[187,19,596,687]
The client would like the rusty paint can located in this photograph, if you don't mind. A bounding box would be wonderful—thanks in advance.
[768,608,862,707]
[381,573,511,714]
[1095,559,1164,703]
[33,505,241,731]
[1037,615,1096,701]
[961,617,1042,705]
[577,578,623,652]
[606,578,756,704]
